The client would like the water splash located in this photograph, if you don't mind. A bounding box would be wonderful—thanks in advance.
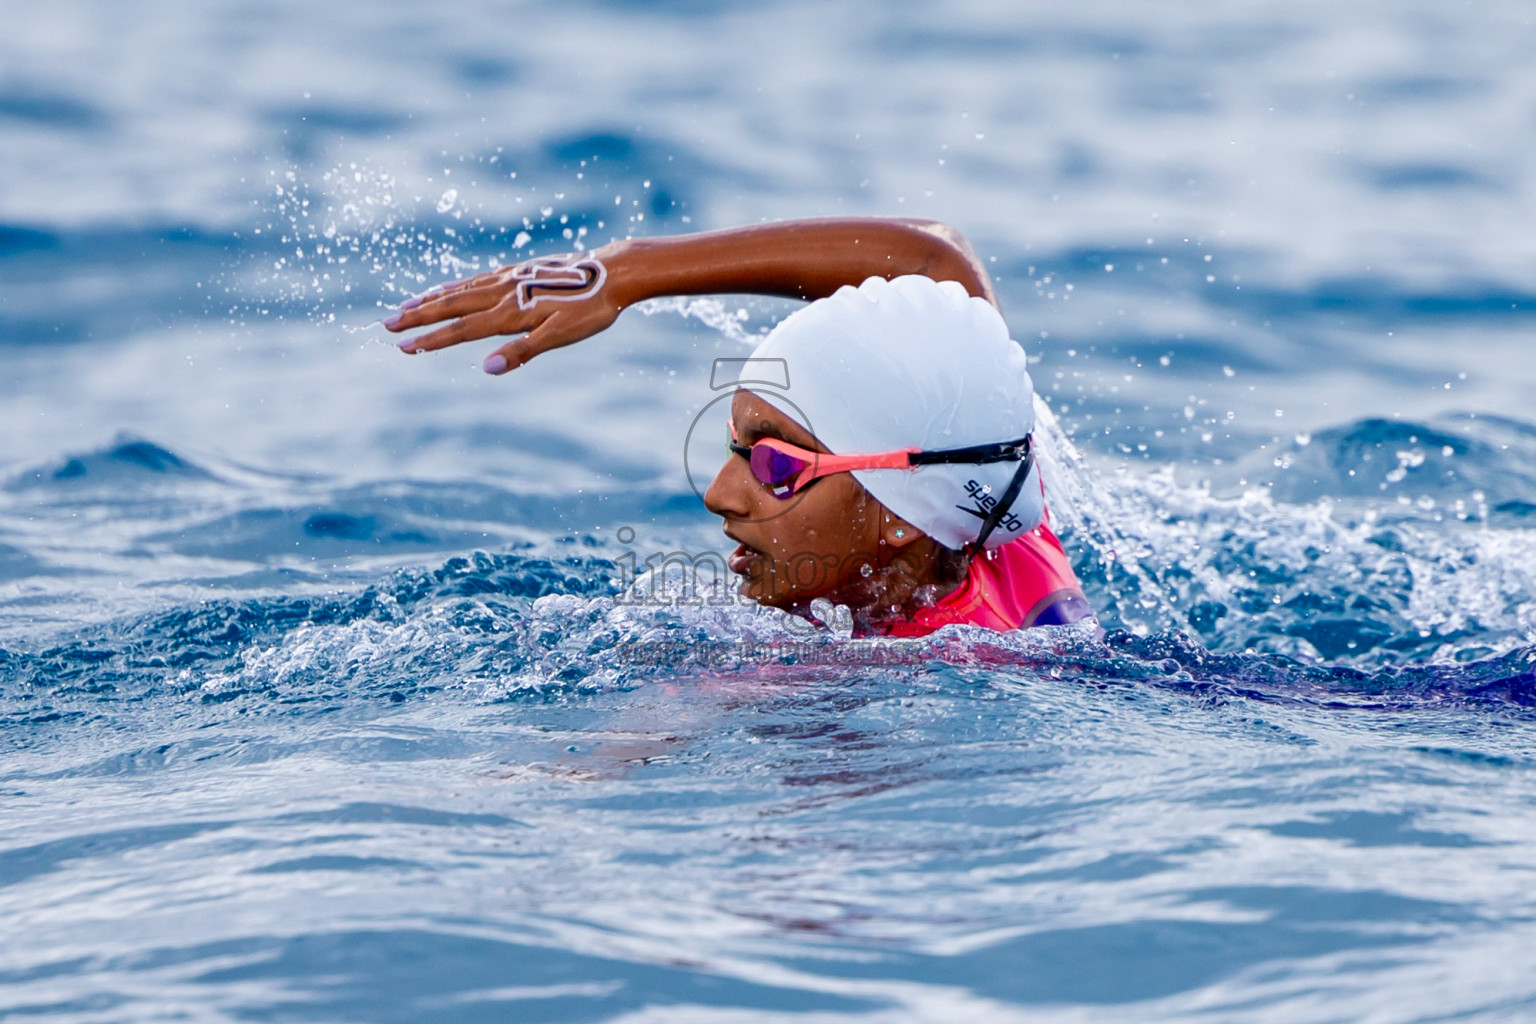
[636,296,766,345]
[1039,404,1536,664]
[213,161,617,331]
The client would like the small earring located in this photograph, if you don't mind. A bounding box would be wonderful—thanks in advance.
[894,528,906,539]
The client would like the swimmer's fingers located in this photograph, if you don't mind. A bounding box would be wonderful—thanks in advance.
[397,301,535,354]
[387,282,509,333]
[483,304,621,375]
[393,275,485,313]
[422,276,484,300]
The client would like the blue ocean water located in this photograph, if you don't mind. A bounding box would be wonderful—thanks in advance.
[5,1,1536,1020]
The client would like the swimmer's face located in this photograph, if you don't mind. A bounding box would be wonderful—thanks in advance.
[704,391,906,610]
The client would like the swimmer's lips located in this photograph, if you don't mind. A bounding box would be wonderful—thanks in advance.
[728,541,761,576]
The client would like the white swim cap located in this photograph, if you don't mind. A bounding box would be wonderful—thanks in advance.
[744,275,1042,551]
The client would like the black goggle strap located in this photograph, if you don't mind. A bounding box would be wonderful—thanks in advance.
[969,448,1036,553]
[907,435,1038,553]
[940,436,1038,555]
[906,435,1032,467]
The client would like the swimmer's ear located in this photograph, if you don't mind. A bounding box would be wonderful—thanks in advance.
[882,516,922,549]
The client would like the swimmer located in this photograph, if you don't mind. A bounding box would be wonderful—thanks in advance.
[385,218,1093,635]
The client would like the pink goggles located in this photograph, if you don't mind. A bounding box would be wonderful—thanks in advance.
[728,423,917,499]
[728,423,1032,498]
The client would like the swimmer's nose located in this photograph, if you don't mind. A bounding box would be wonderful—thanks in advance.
[703,456,754,521]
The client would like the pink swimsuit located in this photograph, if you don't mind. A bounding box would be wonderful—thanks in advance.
[881,512,1092,638]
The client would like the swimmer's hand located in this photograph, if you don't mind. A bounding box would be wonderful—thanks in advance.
[385,252,623,375]
[385,219,997,376]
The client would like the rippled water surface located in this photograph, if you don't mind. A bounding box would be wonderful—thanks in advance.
[5,1,1536,1020]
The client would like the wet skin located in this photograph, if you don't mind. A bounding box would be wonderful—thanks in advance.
[704,391,965,625]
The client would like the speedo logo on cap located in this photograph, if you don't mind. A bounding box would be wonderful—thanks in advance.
[957,479,1024,534]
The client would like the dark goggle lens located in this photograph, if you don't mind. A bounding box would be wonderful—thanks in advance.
[750,445,809,497]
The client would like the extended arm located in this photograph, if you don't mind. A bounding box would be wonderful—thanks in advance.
[386,217,997,375]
